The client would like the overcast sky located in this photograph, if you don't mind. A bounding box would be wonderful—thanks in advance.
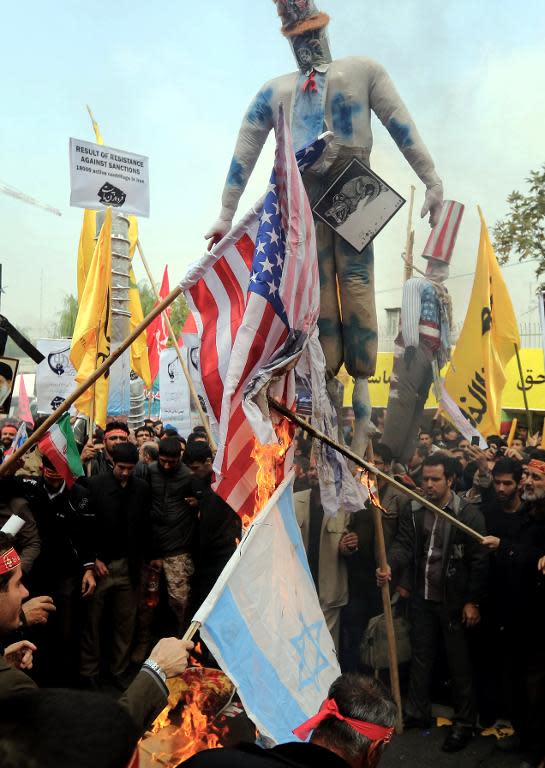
[1,0,544,344]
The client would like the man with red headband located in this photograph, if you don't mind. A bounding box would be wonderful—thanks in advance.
[481,450,545,767]
[179,674,396,768]
[80,420,130,476]
[0,531,194,733]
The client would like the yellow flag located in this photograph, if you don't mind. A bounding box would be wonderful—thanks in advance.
[77,109,103,302]
[77,210,97,302]
[444,207,520,436]
[70,208,113,428]
[77,109,151,385]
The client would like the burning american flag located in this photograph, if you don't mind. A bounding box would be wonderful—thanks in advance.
[181,112,328,521]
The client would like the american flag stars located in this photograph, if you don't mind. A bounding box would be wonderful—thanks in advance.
[248,179,288,324]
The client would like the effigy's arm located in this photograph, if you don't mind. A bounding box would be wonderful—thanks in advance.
[367,60,443,224]
[206,84,276,241]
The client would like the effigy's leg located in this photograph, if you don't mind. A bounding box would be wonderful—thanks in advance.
[382,346,433,464]
[336,238,378,457]
[316,219,343,379]
[315,218,345,441]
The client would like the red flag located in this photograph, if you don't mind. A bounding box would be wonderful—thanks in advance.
[17,376,34,427]
[146,266,170,382]
[178,310,198,347]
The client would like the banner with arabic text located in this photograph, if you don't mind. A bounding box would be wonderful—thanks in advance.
[338,348,545,412]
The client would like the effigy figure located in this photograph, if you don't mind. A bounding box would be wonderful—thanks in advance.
[206,0,444,456]
[382,201,464,464]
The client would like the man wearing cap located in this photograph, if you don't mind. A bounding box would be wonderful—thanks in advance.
[80,442,155,689]
[80,420,130,476]
[184,441,241,610]
[0,531,194,733]
[179,673,395,767]
[206,0,444,457]
[146,437,196,635]
[482,451,545,767]
[382,202,464,464]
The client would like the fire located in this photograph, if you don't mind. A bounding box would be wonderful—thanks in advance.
[144,667,234,766]
[247,417,292,528]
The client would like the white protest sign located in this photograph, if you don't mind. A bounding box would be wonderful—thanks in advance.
[69,138,149,217]
[159,347,192,437]
[36,339,77,415]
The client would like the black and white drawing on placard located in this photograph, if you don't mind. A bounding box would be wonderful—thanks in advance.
[313,158,405,253]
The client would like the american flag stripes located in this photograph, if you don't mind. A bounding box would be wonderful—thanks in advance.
[180,118,326,519]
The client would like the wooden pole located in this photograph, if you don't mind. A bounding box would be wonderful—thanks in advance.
[182,620,201,643]
[0,286,184,476]
[136,240,216,450]
[366,444,403,733]
[268,399,485,543]
[403,185,416,283]
[514,343,533,434]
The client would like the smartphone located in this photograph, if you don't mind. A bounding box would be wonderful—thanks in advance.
[471,436,480,446]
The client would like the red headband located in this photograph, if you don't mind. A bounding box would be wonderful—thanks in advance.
[528,459,545,476]
[0,547,21,576]
[293,699,395,743]
[105,430,128,439]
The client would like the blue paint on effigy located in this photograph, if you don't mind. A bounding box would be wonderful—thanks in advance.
[247,88,274,126]
[227,156,245,187]
[331,93,362,139]
[388,117,413,148]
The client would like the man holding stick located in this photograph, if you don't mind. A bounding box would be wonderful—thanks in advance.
[376,453,488,752]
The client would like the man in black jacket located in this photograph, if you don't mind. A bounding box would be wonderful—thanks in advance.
[184,442,241,609]
[146,437,196,634]
[377,453,487,753]
[482,453,545,767]
[80,442,155,688]
[18,456,96,685]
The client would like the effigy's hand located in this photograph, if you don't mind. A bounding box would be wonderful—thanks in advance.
[421,182,444,228]
[205,218,233,251]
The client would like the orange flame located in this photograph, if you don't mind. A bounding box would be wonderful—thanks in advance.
[246,418,292,528]
[147,668,233,765]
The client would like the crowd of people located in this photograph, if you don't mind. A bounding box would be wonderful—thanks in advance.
[0,411,544,767]
[293,415,545,765]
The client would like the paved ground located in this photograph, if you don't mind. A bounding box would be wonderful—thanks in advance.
[382,726,521,767]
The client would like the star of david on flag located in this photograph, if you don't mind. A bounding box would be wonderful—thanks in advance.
[291,614,331,691]
[194,473,340,744]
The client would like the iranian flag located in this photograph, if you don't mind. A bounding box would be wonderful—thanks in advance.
[38,414,84,487]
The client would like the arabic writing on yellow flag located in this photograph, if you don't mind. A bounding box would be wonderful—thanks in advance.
[76,110,151,386]
[70,208,113,428]
[444,207,520,436]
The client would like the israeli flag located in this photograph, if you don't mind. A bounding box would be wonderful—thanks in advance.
[194,473,340,744]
